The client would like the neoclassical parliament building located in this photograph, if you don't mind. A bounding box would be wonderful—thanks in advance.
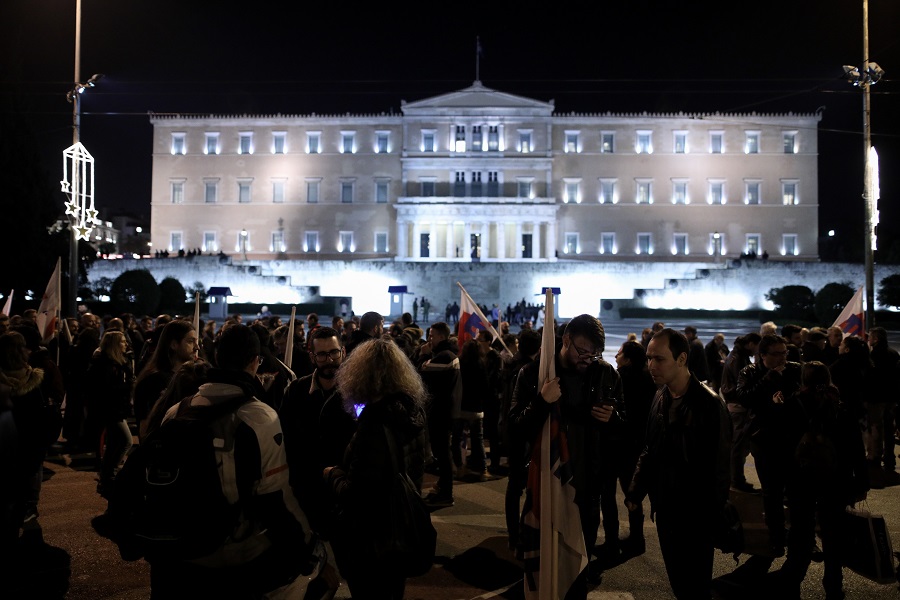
[149,81,821,265]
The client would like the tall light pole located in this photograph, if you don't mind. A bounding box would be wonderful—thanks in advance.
[843,0,884,330]
[63,0,102,317]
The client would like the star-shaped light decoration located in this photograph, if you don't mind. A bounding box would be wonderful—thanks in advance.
[85,207,100,225]
[74,224,92,241]
[64,199,80,218]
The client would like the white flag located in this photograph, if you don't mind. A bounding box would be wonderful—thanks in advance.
[832,285,865,338]
[1,289,12,316]
[35,259,61,341]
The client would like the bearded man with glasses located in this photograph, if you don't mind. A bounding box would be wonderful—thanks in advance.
[279,326,357,540]
[510,314,624,595]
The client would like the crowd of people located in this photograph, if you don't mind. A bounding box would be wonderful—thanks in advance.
[0,305,896,599]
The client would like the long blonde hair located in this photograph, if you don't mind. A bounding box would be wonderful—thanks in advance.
[100,330,128,365]
[336,338,426,408]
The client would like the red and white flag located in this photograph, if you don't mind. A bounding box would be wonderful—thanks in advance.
[35,259,61,342]
[2,289,12,316]
[521,288,588,599]
[832,285,865,338]
[455,282,508,353]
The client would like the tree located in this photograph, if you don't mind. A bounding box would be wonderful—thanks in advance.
[110,270,160,316]
[158,277,188,314]
[813,282,854,326]
[186,281,208,303]
[765,285,815,321]
[877,274,900,309]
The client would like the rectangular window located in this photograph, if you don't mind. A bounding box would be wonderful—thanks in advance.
[745,131,760,154]
[273,132,286,154]
[306,180,320,204]
[205,132,219,155]
[376,131,389,153]
[454,171,466,197]
[238,181,251,203]
[517,179,533,199]
[422,130,436,152]
[341,132,355,154]
[600,232,616,255]
[672,180,688,204]
[239,132,253,155]
[565,131,580,153]
[488,125,499,151]
[709,232,725,256]
[304,231,319,253]
[472,125,483,151]
[564,180,580,204]
[202,231,217,253]
[599,179,616,204]
[674,131,688,154]
[341,181,354,204]
[272,180,285,204]
[637,233,652,255]
[454,125,466,152]
[171,133,186,155]
[421,180,435,197]
[375,180,389,204]
[204,181,217,204]
[782,181,798,205]
[170,231,183,252]
[307,132,321,154]
[339,231,354,253]
[521,233,532,259]
[236,231,250,254]
[420,233,431,257]
[487,171,499,197]
[708,181,724,205]
[636,130,652,154]
[171,181,184,204]
[636,180,652,204]
[601,132,615,153]
[710,131,724,154]
[673,233,689,255]
[271,230,285,253]
[471,171,483,197]
[564,232,579,255]
[783,132,797,154]
[375,232,388,253]
[519,130,532,153]
[782,234,798,256]
[745,181,761,205]
[746,234,761,256]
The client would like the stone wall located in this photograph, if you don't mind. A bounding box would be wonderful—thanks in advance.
[87,257,900,319]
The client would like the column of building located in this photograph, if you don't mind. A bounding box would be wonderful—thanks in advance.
[532,222,542,260]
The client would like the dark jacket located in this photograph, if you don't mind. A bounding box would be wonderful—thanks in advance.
[344,329,378,356]
[86,353,135,422]
[736,361,802,446]
[627,375,731,518]
[325,392,428,574]
[688,338,710,382]
[719,344,754,405]
[511,355,623,503]
[616,363,657,457]
[828,353,870,420]
[418,339,459,418]
[868,344,900,404]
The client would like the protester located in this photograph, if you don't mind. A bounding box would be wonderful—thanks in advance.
[720,332,761,492]
[626,328,731,600]
[324,338,429,599]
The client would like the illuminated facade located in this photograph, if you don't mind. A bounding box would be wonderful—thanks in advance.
[149,81,821,262]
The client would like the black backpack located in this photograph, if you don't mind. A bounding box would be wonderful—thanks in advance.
[107,394,251,562]
[793,393,838,484]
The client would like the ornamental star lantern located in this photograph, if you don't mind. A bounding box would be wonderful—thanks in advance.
[61,142,96,241]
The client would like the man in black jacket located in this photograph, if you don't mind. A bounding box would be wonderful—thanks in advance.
[512,314,623,595]
[418,321,460,507]
[344,311,383,356]
[626,328,731,600]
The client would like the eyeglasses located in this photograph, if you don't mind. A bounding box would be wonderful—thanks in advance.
[572,342,601,361]
[313,348,343,361]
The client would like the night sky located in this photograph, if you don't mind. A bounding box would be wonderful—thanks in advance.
[3,1,898,259]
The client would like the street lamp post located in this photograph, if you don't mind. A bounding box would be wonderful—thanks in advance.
[844,0,884,330]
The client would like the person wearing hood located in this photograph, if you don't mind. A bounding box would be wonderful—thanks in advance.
[324,337,429,599]
[0,331,46,530]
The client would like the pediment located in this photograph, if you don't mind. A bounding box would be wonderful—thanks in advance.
[401,81,554,115]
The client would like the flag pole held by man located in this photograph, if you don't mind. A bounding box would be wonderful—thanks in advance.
[512,291,624,599]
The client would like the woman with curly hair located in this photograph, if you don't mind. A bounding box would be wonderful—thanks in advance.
[86,330,135,497]
[323,338,429,599]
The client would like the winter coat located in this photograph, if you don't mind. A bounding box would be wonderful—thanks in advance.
[0,365,46,473]
[86,353,135,422]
